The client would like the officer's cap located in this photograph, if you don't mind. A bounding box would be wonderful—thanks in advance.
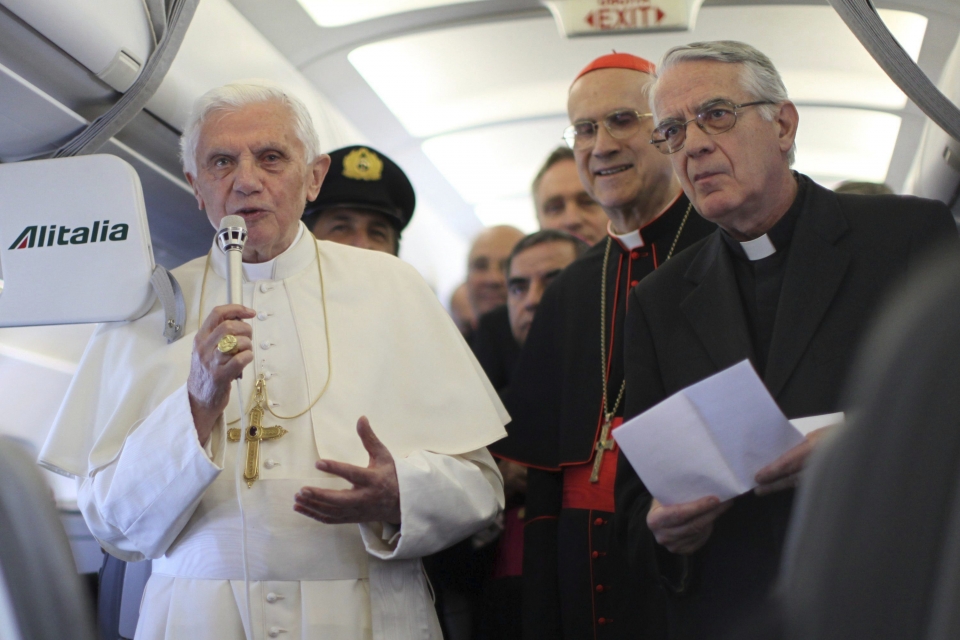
[304,145,415,231]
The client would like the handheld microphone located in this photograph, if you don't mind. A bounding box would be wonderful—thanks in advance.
[218,214,254,640]
[217,215,248,305]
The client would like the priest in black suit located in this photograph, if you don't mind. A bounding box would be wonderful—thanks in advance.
[491,52,716,640]
[615,40,959,640]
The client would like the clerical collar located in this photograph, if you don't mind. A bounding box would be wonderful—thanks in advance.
[213,223,310,281]
[740,234,777,260]
[608,223,644,250]
[606,191,685,251]
[244,224,304,281]
[722,173,807,262]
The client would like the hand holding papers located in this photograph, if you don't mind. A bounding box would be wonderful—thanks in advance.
[612,360,844,506]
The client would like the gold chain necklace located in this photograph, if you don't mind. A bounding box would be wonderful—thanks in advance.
[197,237,333,424]
[599,202,693,421]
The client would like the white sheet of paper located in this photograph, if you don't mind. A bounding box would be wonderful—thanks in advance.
[790,412,845,435]
[612,360,805,505]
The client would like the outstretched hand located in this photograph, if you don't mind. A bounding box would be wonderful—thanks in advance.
[294,416,401,525]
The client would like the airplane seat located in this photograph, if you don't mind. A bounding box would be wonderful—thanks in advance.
[0,436,95,640]
[98,555,151,640]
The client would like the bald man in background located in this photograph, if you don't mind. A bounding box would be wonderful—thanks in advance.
[466,225,526,320]
[428,224,524,640]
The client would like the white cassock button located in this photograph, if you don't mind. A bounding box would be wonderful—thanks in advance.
[268,627,284,637]
[266,592,278,603]
[257,311,268,321]
[263,371,273,380]
[260,341,271,350]
[264,459,278,469]
[260,283,272,293]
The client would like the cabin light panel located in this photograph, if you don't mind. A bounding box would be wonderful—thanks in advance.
[296,0,481,28]
[793,107,903,186]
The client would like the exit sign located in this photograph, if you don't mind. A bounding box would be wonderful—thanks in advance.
[542,0,704,36]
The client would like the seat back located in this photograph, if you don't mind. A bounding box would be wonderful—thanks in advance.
[0,437,95,640]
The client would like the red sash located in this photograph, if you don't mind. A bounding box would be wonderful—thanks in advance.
[561,418,622,513]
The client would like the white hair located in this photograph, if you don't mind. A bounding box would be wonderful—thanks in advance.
[648,41,796,166]
[180,80,321,176]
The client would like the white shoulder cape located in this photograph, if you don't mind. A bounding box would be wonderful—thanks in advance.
[40,230,508,478]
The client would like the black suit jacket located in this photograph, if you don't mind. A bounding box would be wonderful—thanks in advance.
[471,305,520,394]
[615,181,958,640]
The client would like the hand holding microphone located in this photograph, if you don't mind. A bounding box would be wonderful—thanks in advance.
[187,216,256,445]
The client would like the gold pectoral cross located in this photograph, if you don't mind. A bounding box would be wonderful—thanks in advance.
[228,378,287,487]
[590,414,616,483]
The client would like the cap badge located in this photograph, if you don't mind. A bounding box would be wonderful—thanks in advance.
[342,147,384,181]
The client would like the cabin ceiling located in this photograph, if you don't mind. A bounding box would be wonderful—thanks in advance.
[0,0,958,300]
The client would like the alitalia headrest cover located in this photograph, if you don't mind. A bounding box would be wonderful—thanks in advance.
[0,155,155,326]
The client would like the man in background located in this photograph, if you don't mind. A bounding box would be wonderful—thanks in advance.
[533,146,608,245]
[303,145,414,255]
[472,229,587,640]
[473,229,588,392]
[466,225,526,320]
[427,223,524,640]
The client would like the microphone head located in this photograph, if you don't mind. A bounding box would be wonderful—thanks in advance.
[217,215,248,252]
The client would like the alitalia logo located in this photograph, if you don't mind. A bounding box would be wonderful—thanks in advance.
[8,221,129,250]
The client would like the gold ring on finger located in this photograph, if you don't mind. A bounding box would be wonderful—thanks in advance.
[217,334,238,354]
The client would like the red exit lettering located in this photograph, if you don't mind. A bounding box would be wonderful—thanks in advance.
[584,5,666,29]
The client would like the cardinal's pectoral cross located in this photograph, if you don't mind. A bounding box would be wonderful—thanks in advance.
[228,378,287,488]
[589,413,617,483]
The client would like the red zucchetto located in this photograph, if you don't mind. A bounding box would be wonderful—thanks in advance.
[572,51,656,85]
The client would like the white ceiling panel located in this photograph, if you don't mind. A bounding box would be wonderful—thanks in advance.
[793,106,902,185]
[349,6,926,138]
[474,197,539,233]
[420,116,568,204]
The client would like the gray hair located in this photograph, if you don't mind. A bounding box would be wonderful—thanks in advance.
[180,80,321,176]
[649,41,796,165]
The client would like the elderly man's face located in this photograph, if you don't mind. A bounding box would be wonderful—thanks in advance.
[467,226,525,318]
[653,60,798,236]
[507,240,578,345]
[567,69,676,213]
[186,101,330,263]
[311,208,399,255]
[535,159,607,245]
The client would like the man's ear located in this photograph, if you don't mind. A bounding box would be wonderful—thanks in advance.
[184,172,205,210]
[776,101,800,155]
[306,154,332,202]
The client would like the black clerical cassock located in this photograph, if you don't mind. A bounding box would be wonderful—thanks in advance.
[615,175,958,640]
[491,193,715,639]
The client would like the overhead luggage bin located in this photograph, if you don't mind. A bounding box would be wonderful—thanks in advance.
[0,0,153,92]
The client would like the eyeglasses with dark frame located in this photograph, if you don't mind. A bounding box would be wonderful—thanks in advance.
[562,109,654,150]
[649,100,775,155]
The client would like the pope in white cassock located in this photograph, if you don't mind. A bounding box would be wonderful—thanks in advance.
[39,82,508,640]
